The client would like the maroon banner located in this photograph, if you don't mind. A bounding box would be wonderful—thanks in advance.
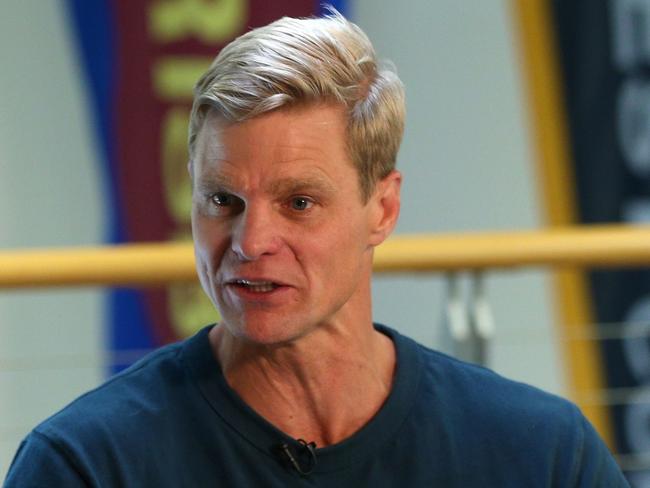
[112,1,316,345]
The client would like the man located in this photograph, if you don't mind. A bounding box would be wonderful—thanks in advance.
[5,11,628,487]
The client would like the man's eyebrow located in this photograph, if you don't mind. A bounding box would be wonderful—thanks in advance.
[268,175,337,195]
[195,173,236,193]
[195,172,338,196]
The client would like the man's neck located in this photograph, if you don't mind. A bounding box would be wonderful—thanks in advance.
[209,320,396,447]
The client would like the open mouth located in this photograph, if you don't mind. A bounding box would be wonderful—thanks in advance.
[231,279,279,293]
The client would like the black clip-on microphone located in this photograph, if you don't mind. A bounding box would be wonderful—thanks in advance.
[277,438,317,476]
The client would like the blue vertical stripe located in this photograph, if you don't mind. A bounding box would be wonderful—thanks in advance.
[63,0,350,375]
[63,0,155,374]
[318,0,348,17]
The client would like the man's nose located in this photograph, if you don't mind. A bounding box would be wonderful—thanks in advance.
[231,205,281,261]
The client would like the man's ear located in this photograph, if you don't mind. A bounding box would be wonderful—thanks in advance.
[368,170,402,247]
[187,160,196,193]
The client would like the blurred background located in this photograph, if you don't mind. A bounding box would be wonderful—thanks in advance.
[1,0,649,485]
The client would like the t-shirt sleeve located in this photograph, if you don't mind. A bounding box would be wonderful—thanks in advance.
[4,431,89,487]
[570,407,630,488]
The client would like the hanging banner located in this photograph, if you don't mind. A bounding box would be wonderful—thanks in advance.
[551,0,650,485]
[63,1,344,372]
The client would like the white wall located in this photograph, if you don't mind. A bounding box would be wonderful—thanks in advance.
[356,0,565,393]
[0,0,566,478]
[0,0,106,477]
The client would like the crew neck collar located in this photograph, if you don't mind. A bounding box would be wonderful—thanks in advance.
[181,323,423,474]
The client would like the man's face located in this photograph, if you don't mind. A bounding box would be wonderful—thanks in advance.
[191,104,396,345]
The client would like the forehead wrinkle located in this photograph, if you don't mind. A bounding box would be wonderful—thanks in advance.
[198,143,230,169]
[267,173,337,196]
[272,141,331,163]
[197,162,338,198]
[195,166,239,193]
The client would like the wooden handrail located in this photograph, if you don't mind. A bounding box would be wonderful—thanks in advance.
[1,224,649,288]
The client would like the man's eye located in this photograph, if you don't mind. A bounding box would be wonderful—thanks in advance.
[210,193,233,206]
[290,197,314,211]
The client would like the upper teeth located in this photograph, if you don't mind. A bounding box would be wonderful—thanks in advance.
[235,280,276,292]
[236,280,272,286]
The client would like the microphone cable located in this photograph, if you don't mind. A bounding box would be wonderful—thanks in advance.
[276,438,317,476]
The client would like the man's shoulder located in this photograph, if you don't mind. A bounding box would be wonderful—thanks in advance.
[379,324,578,442]
[5,331,223,486]
[34,339,188,445]
[384,330,628,486]
[392,332,586,459]
[415,341,578,425]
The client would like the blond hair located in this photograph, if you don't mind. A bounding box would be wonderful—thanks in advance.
[189,11,405,201]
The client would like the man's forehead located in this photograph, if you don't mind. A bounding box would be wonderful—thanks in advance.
[196,139,331,167]
[196,164,338,194]
[191,104,358,196]
[196,139,340,184]
[197,103,345,146]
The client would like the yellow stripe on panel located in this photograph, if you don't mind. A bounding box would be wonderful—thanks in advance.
[509,0,613,445]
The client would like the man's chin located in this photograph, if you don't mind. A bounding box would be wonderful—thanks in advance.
[222,317,311,348]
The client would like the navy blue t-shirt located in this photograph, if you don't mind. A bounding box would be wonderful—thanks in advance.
[4,325,628,487]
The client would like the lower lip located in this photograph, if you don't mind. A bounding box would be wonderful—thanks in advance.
[225,284,292,302]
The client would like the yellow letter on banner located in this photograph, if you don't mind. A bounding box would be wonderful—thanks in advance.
[161,107,193,224]
[167,230,221,338]
[149,0,248,44]
[169,280,222,338]
[153,57,213,101]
